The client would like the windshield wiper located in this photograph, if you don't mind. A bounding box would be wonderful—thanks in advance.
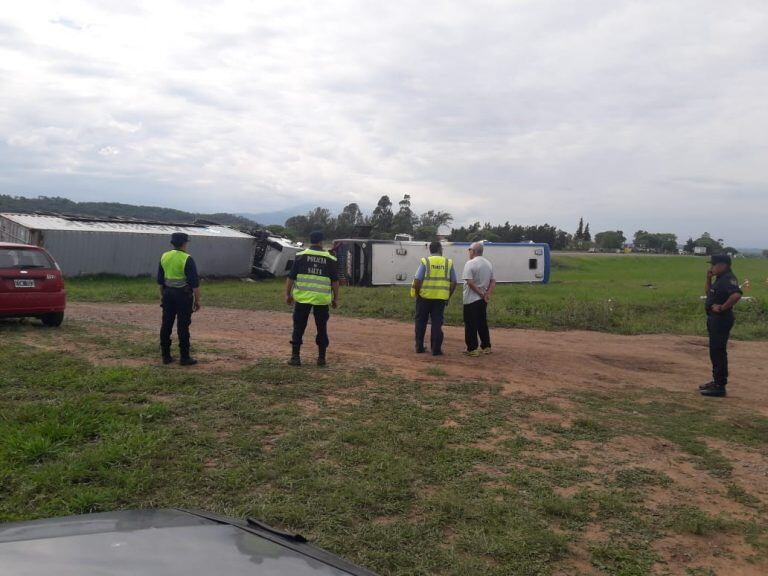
[246,517,308,542]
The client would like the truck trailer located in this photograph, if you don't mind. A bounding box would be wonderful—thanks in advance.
[332,239,550,286]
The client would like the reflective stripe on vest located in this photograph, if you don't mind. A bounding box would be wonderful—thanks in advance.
[292,249,336,305]
[160,250,190,288]
[412,256,452,300]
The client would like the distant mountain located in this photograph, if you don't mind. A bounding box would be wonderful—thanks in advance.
[241,202,347,226]
[240,209,305,226]
[736,247,765,256]
[0,194,258,228]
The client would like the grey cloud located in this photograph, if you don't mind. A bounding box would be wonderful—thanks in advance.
[54,62,117,78]
[1,1,767,245]
[50,17,85,31]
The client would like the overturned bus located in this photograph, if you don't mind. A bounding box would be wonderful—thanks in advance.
[331,239,550,286]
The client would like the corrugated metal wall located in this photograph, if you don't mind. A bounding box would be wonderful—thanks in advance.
[40,230,255,277]
[0,218,33,244]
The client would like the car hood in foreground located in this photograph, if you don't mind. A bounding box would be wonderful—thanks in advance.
[0,509,375,576]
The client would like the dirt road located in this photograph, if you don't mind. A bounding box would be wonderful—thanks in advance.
[67,302,768,414]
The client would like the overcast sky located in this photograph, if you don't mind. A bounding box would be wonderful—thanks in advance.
[1,1,766,245]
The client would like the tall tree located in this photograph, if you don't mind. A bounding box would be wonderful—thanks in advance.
[336,202,364,236]
[693,232,724,254]
[370,195,394,236]
[594,230,626,250]
[392,194,417,235]
[306,207,334,232]
[575,217,584,241]
[414,210,453,240]
[285,215,311,237]
[583,223,591,243]
[634,230,679,253]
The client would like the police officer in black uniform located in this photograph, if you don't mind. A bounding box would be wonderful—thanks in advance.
[285,231,340,367]
[699,254,742,397]
[157,232,201,366]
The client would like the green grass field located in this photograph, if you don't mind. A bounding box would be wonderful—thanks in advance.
[1,326,766,575]
[68,255,768,339]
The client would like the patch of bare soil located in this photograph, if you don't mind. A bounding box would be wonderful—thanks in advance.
[62,303,768,416]
[653,535,765,576]
[543,434,768,575]
[706,439,768,506]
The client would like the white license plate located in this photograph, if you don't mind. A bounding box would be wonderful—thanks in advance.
[14,279,36,288]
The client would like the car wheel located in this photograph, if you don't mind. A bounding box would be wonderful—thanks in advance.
[41,312,64,327]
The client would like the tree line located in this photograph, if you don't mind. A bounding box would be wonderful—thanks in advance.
[281,194,453,240]
[279,198,739,255]
[592,229,738,254]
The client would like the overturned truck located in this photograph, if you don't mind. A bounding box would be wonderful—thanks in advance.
[251,231,303,278]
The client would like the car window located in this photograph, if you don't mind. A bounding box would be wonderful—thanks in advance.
[0,248,54,269]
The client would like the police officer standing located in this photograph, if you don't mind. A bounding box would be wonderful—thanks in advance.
[411,241,457,355]
[285,231,340,366]
[157,232,201,366]
[699,254,742,397]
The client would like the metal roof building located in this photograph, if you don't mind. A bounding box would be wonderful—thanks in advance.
[0,213,256,277]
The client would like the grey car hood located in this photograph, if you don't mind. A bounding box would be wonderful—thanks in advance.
[0,509,375,576]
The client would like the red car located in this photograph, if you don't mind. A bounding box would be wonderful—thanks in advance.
[0,242,66,326]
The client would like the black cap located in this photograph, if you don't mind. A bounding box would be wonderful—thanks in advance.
[171,232,189,247]
[709,254,732,265]
[309,230,324,244]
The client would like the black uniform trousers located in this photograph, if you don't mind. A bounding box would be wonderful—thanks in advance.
[464,299,491,352]
[291,302,330,349]
[707,312,734,386]
[415,297,446,353]
[160,287,193,358]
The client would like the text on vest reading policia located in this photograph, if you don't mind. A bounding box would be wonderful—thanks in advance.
[305,255,327,276]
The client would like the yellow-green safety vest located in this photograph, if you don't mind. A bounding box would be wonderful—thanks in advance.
[160,250,190,288]
[411,256,453,300]
[293,248,337,306]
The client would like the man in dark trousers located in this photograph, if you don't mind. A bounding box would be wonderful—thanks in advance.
[411,241,457,355]
[157,232,201,366]
[462,241,496,357]
[285,231,340,366]
[699,254,742,397]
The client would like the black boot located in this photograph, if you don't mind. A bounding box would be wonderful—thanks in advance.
[179,347,197,366]
[288,345,301,366]
[698,381,716,391]
[700,385,726,397]
[317,347,327,367]
[161,346,174,365]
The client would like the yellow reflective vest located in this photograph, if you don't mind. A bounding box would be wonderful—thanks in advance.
[411,256,453,300]
[292,248,337,306]
[160,250,190,288]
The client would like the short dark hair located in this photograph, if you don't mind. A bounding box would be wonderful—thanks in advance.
[710,254,732,266]
[171,232,189,248]
[309,230,324,244]
[429,241,442,254]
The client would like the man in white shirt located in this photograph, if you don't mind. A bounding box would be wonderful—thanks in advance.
[461,242,496,357]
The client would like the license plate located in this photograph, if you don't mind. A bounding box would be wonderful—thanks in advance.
[14,279,36,288]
